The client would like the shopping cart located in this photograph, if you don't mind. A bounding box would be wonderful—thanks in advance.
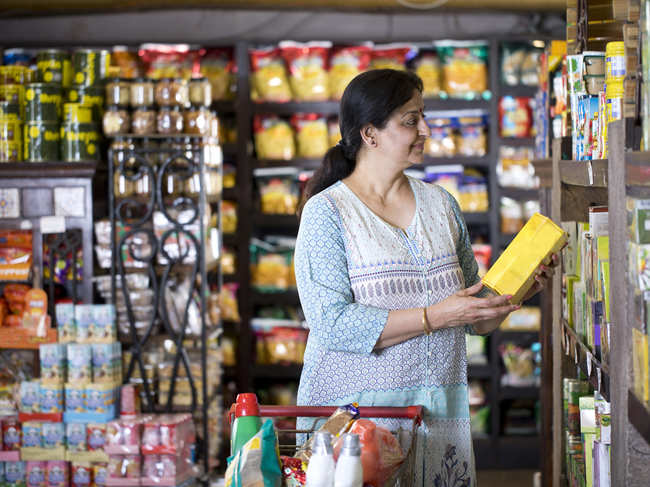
[228,404,423,486]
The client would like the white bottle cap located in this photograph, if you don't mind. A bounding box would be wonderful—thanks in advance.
[312,431,333,455]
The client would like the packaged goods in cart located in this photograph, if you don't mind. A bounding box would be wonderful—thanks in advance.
[254,167,300,214]
[250,46,292,102]
[369,44,411,71]
[254,115,296,160]
[280,41,331,102]
[295,404,360,462]
[436,41,488,99]
[328,44,372,101]
[225,419,282,487]
[411,48,441,98]
[291,113,329,159]
[200,47,236,101]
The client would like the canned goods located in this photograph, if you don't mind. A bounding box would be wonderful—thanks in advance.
[605,41,626,81]
[61,123,100,162]
[0,120,22,142]
[0,65,33,85]
[72,49,110,87]
[0,84,25,116]
[36,49,69,84]
[63,103,93,124]
[24,122,60,162]
[0,101,20,120]
[24,83,63,122]
[67,85,104,122]
[0,120,22,161]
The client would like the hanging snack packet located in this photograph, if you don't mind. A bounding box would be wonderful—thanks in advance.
[436,41,488,99]
[329,44,372,100]
[200,47,236,101]
[225,419,282,487]
[253,115,296,160]
[412,49,441,98]
[280,41,331,102]
[370,43,412,71]
[250,47,292,102]
[254,168,300,215]
[291,113,329,159]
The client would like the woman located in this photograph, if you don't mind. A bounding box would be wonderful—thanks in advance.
[294,69,556,486]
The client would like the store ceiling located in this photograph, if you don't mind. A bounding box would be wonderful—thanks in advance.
[0,0,566,14]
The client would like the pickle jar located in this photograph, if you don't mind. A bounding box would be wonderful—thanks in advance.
[183,106,210,135]
[106,78,130,106]
[103,105,131,136]
[155,78,188,107]
[157,106,183,135]
[189,77,212,107]
[131,106,156,135]
[130,78,155,107]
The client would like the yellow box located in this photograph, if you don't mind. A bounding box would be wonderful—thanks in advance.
[483,213,568,304]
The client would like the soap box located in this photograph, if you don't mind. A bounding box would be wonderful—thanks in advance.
[55,303,76,344]
[65,382,86,413]
[39,344,66,384]
[482,213,568,305]
[20,381,41,414]
[66,344,92,384]
[41,422,65,449]
[39,383,63,414]
[65,423,87,452]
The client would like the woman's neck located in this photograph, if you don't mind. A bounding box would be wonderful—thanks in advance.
[344,157,407,203]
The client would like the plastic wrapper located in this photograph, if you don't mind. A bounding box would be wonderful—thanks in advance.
[221,200,238,234]
[424,117,456,157]
[291,113,328,159]
[468,380,487,407]
[43,239,82,284]
[252,318,308,365]
[280,41,331,102]
[497,146,538,189]
[499,342,540,387]
[328,45,372,100]
[0,230,33,282]
[110,46,143,79]
[458,170,489,213]
[162,275,203,336]
[221,335,237,367]
[501,43,542,87]
[254,115,296,160]
[500,306,541,331]
[221,246,236,275]
[436,41,488,99]
[295,404,359,462]
[500,197,524,234]
[250,47,292,102]
[223,163,236,188]
[200,47,236,101]
[466,334,487,365]
[250,237,295,292]
[424,165,462,203]
[281,456,306,486]
[139,43,201,80]
[499,96,532,138]
[254,167,299,215]
[219,283,240,323]
[225,419,282,487]
[141,413,195,455]
[334,419,405,487]
[153,210,199,265]
[370,44,411,71]
[107,454,141,479]
[411,49,441,98]
[106,418,143,454]
[456,113,488,157]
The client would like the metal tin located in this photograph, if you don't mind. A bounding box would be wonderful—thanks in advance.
[0,65,33,85]
[61,122,101,162]
[24,122,60,162]
[0,101,21,121]
[0,120,22,161]
[63,103,93,124]
[0,120,22,142]
[36,49,69,84]
[0,84,25,114]
[72,48,110,87]
[67,85,104,122]
[24,83,63,122]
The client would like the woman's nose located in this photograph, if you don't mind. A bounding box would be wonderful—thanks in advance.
[418,117,430,137]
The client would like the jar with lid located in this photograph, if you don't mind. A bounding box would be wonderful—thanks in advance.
[132,107,156,135]
[103,105,131,136]
[155,78,188,107]
[162,140,188,198]
[131,78,155,107]
[106,78,130,106]
[112,137,136,197]
[157,106,183,135]
[189,77,212,107]
[183,106,210,135]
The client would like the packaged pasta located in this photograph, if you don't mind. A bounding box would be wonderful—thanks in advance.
[253,115,295,160]
[424,165,462,203]
[254,167,299,214]
[329,44,372,100]
[250,237,295,292]
[436,41,488,99]
[501,43,542,87]
[370,43,412,71]
[456,113,488,157]
[221,246,236,275]
[497,146,537,188]
[200,47,236,101]
[250,46,292,102]
[411,49,441,98]
[424,114,455,157]
[459,170,489,213]
[499,96,532,138]
[139,43,201,79]
[280,41,331,102]
[328,117,341,147]
[291,113,329,158]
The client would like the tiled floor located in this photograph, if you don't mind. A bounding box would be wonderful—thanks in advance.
[477,469,538,487]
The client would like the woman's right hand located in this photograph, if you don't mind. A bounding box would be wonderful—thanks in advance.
[426,282,520,330]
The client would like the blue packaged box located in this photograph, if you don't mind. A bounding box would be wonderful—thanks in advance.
[41,422,65,449]
[66,344,92,383]
[74,304,94,343]
[55,303,76,344]
[39,344,66,383]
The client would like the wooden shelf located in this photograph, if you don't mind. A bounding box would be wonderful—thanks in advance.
[251,290,300,306]
[626,151,650,187]
[223,234,237,246]
[499,187,540,201]
[499,386,540,400]
[0,325,57,349]
[222,188,238,201]
[531,158,553,188]
[500,85,538,98]
[628,390,650,446]
[559,159,608,187]
[499,137,535,147]
[424,98,491,111]
[222,143,238,156]
[212,100,236,113]
[252,100,339,115]
[252,364,302,380]
[0,161,97,178]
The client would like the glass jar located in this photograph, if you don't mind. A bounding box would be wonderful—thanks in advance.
[155,78,188,107]
[106,78,130,106]
[210,110,220,139]
[103,105,131,136]
[157,106,183,135]
[188,77,211,107]
[131,106,156,135]
[112,137,136,197]
[130,78,154,107]
[183,106,210,135]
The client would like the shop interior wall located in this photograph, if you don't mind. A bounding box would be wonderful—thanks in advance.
[0,8,565,45]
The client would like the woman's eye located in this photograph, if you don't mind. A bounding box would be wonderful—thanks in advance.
[405,119,417,126]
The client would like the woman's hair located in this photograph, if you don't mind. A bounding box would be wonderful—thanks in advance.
[300,69,423,211]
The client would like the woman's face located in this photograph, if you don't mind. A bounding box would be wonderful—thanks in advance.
[374,91,430,166]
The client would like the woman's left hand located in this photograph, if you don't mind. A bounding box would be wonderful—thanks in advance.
[522,253,560,302]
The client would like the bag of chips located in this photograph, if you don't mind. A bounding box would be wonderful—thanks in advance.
[225,419,282,487]
[291,113,329,159]
[280,41,331,102]
[254,115,296,160]
[411,49,441,98]
[328,44,372,100]
[370,43,412,71]
[436,41,488,99]
[200,47,236,101]
[499,96,532,138]
[250,46,292,102]
[139,43,202,79]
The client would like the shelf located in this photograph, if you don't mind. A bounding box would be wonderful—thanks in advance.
[107,133,217,140]
[212,100,236,113]
[424,98,491,111]
[468,364,492,379]
[500,85,539,98]
[628,390,650,446]
[423,155,491,167]
[222,320,240,331]
[499,386,540,400]
[252,100,339,115]
[252,213,299,229]
[223,273,239,284]
[499,137,535,147]
[559,159,608,187]
[251,290,300,306]
[499,187,540,201]
[222,188,238,201]
[222,234,237,246]
[0,161,97,178]
[254,158,322,170]
[0,325,57,349]
[223,366,237,379]
[531,158,553,188]
[562,319,610,401]
[463,212,491,226]
[222,143,238,156]
[626,151,650,188]
[252,364,302,379]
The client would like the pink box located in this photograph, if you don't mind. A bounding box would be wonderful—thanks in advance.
[46,461,68,487]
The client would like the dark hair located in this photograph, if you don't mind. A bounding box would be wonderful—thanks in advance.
[300,69,423,212]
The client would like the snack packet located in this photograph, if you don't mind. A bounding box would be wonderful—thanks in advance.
[294,403,359,462]
[225,419,282,487]
[370,43,412,71]
[200,47,236,101]
[291,113,329,159]
[280,41,331,101]
[253,115,295,160]
[328,44,372,100]
[250,47,292,102]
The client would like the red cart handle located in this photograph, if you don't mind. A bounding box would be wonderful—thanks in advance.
[259,405,423,425]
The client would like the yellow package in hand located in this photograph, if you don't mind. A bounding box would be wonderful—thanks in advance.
[482,213,567,305]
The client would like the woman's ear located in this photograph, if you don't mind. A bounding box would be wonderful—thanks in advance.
[360,124,377,148]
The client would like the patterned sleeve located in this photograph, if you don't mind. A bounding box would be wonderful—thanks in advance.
[295,194,390,355]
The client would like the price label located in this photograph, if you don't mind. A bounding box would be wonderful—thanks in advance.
[596,367,602,392]
[586,352,593,376]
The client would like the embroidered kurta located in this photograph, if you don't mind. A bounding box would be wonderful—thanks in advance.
[294,176,481,486]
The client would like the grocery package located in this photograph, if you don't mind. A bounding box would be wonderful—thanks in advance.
[225,419,282,487]
[501,43,543,86]
[200,47,236,101]
[435,41,489,99]
[221,246,236,275]
[252,318,308,365]
[500,198,540,235]
[500,306,541,331]
[424,165,489,213]
[250,47,292,102]
[472,243,492,278]
[411,48,441,98]
[253,115,296,160]
[250,236,295,292]
[466,334,487,365]
[219,283,241,323]
[497,146,538,188]
[483,212,567,304]
[500,342,541,387]
[280,41,331,102]
[254,167,300,215]
[291,113,329,159]
[499,96,533,138]
[424,110,488,158]
[43,235,83,285]
[221,200,238,234]
[328,45,372,100]
[328,117,341,147]
[369,43,412,71]
[138,43,201,79]
[295,404,360,462]
[0,230,32,282]
[109,46,143,78]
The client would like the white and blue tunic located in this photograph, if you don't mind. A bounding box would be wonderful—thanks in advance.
[294,176,480,486]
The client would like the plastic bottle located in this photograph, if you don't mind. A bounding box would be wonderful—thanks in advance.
[334,433,363,487]
[230,393,262,456]
[306,431,335,487]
